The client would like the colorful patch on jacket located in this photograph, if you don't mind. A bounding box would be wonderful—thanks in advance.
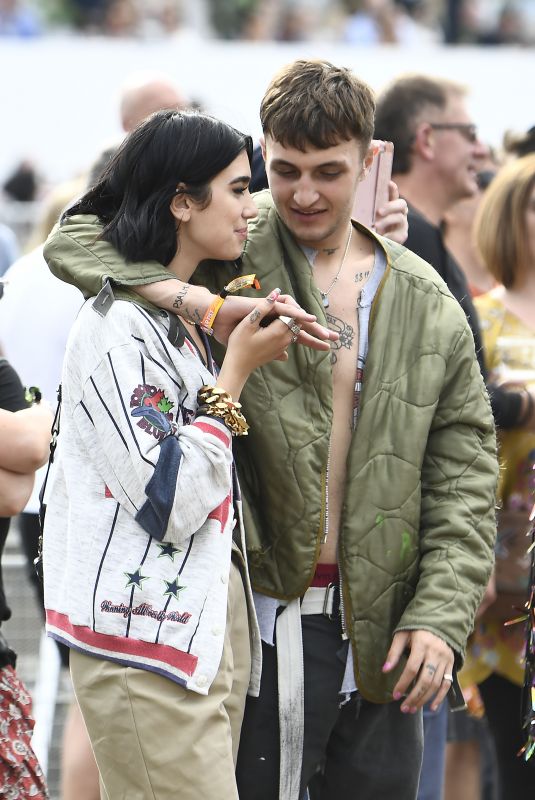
[130,383,175,441]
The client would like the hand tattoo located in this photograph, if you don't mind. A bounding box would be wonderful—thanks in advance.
[425,664,437,677]
[249,309,260,324]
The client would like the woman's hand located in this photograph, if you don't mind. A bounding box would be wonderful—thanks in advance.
[217,290,315,400]
[374,181,409,244]
[213,293,337,350]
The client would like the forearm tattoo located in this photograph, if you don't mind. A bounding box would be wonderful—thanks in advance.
[172,286,189,310]
[326,312,354,365]
[172,287,202,324]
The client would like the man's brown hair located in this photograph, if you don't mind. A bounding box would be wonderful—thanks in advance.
[260,59,375,152]
[474,153,535,288]
[375,75,466,174]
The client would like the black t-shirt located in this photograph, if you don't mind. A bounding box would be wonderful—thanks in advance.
[405,205,522,429]
[405,205,486,375]
[0,357,29,623]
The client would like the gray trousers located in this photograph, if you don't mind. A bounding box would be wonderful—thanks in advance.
[236,613,424,800]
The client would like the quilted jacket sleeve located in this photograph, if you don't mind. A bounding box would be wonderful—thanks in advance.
[44,217,171,298]
[395,324,498,661]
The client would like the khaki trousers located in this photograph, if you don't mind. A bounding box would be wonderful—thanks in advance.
[70,561,251,800]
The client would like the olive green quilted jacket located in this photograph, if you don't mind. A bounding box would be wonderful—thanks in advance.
[44,191,498,702]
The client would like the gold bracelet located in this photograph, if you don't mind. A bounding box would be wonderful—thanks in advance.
[196,385,249,436]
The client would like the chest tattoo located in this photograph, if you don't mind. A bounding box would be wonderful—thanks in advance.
[326,313,354,365]
[354,270,371,283]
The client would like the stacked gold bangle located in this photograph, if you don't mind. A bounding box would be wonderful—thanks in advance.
[196,385,249,437]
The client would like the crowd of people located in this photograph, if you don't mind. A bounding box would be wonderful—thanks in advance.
[0,54,534,800]
[1,0,535,44]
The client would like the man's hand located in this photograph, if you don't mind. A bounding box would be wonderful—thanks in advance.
[382,629,454,713]
[374,181,408,244]
[214,294,337,350]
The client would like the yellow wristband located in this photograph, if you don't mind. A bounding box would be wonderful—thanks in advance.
[199,274,261,336]
[200,296,225,337]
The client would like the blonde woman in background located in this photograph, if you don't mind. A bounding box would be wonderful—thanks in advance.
[461,153,535,799]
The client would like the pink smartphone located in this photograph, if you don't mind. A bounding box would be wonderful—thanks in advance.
[352,140,394,229]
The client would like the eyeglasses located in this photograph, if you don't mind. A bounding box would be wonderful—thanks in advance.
[429,123,479,143]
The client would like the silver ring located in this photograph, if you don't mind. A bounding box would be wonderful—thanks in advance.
[290,333,299,344]
[289,322,301,336]
[443,673,453,683]
[279,315,295,328]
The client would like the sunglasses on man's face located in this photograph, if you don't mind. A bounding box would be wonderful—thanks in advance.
[430,123,479,144]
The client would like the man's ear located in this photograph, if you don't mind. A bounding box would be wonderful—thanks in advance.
[358,142,377,182]
[413,122,435,162]
[260,135,267,162]
[169,185,191,222]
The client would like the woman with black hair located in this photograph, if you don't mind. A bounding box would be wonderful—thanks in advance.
[42,110,320,799]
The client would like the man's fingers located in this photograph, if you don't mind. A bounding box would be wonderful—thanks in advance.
[271,298,315,322]
[271,296,339,343]
[297,330,332,352]
[383,631,410,675]
[429,675,453,712]
[375,212,406,235]
[400,661,445,711]
[391,645,427,701]
[388,179,400,201]
[387,630,455,712]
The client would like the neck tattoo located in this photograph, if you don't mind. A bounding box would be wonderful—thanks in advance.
[318,225,353,309]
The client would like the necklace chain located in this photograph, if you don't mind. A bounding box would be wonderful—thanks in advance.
[318,225,353,309]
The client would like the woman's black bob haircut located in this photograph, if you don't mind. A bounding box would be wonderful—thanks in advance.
[64,110,253,266]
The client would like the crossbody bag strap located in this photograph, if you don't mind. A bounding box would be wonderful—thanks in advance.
[34,384,62,580]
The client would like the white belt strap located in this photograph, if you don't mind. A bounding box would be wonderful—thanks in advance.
[299,584,336,617]
[276,599,304,800]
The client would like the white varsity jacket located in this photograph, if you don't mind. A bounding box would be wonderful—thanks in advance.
[43,297,261,696]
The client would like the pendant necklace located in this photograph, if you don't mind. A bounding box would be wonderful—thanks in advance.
[318,225,353,309]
